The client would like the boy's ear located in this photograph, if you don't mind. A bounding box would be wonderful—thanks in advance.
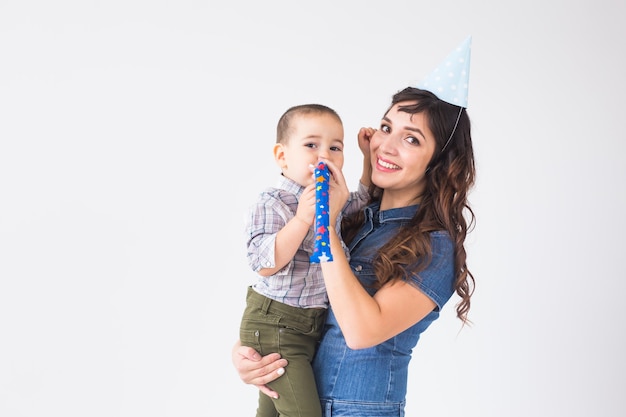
[273,143,287,169]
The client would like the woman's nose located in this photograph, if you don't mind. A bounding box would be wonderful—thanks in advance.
[378,135,397,155]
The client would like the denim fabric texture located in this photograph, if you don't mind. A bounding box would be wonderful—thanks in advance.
[312,202,455,416]
[321,399,405,417]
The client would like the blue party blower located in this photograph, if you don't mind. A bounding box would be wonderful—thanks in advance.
[310,162,333,263]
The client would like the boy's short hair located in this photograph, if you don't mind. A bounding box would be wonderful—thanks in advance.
[276,104,342,144]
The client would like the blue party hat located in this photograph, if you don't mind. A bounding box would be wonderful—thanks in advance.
[417,36,472,108]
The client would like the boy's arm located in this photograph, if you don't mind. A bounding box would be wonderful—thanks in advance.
[257,183,316,277]
[358,127,374,188]
[338,127,375,218]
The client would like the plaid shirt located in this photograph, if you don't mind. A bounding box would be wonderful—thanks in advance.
[246,175,369,308]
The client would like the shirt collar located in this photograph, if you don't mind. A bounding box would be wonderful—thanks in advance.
[364,201,419,224]
[275,174,305,197]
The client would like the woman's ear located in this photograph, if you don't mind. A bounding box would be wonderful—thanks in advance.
[273,143,287,170]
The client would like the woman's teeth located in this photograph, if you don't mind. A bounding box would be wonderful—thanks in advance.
[378,159,399,170]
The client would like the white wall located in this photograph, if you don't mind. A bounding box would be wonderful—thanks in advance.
[1,1,624,416]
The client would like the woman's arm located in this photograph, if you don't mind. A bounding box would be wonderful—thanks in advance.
[322,160,436,349]
[322,229,435,349]
[231,340,288,399]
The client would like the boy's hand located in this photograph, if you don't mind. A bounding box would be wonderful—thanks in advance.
[358,127,375,158]
[295,183,316,226]
[358,127,375,187]
[320,160,349,224]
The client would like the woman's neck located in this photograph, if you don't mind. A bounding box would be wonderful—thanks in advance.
[379,191,421,211]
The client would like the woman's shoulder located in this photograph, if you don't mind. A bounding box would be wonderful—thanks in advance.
[429,230,453,245]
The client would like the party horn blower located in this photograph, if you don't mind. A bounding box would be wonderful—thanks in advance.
[310,162,333,263]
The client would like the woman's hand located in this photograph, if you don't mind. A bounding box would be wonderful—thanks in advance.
[231,340,288,399]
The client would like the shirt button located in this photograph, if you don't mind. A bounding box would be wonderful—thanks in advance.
[265,261,272,267]
[355,265,362,271]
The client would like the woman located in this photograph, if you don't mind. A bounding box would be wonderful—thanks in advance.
[233,84,476,416]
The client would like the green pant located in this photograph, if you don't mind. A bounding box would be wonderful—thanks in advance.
[240,287,328,417]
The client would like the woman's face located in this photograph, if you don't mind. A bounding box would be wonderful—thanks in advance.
[369,102,437,208]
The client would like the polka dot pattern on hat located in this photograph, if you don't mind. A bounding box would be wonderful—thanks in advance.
[417,36,472,108]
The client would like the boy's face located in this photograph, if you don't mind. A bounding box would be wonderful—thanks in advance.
[274,113,344,187]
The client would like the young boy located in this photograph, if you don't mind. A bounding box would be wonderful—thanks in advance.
[239,104,370,417]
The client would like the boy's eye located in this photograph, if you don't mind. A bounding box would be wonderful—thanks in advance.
[331,146,343,152]
[305,143,317,149]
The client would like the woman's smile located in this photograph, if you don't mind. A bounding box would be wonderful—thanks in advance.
[376,156,400,171]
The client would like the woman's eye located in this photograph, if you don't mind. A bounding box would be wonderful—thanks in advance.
[405,136,420,145]
[380,125,390,133]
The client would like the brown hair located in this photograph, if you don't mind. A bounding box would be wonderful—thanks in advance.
[342,87,476,325]
[276,104,342,144]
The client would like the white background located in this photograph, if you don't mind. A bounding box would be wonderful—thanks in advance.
[1,1,625,416]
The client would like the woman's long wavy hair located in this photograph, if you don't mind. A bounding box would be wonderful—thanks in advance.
[341,87,476,325]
